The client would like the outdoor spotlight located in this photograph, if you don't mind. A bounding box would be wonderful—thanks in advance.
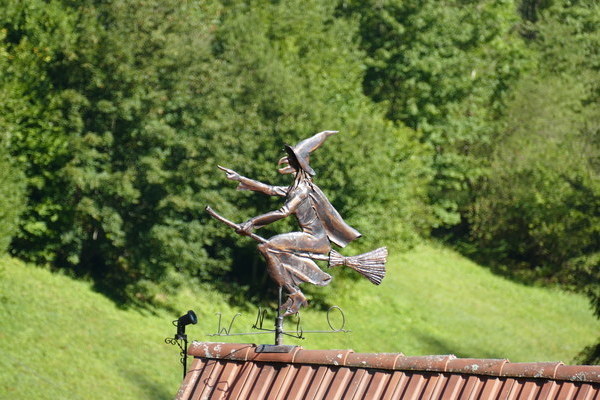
[176,310,198,340]
[166,310,198,379]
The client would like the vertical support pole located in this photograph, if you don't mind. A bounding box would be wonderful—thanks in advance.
[182,336,188,379]
[275,287,284,345]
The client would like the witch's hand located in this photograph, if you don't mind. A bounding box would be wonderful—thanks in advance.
[218,165,241,182]
[236,220,254,236]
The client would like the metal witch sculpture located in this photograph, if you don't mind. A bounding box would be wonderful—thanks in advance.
[206,130,387,317]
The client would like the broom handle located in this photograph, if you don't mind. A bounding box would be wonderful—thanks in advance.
[205,206,267,243]
[205,206,330,261]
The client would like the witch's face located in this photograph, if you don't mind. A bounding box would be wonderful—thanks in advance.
[277,156,298,175]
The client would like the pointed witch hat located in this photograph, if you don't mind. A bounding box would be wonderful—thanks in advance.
[278,130,338,175]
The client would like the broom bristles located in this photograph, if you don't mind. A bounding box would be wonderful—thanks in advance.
[329,247,387,285]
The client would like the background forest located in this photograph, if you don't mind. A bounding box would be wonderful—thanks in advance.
[0,0,598,367]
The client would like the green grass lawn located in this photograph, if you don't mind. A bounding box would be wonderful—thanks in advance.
[1,244,598,399]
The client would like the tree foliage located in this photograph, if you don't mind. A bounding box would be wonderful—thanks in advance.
[0,30,27,253]
[468,0,599,316]
[1,0,223,302]
[337,0,527,226]
[0,137,26,254]
[1,0,431,305]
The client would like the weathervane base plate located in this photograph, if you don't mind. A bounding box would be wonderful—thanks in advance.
[256,344,298,353]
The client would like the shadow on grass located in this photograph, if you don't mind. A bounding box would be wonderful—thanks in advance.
[575,338,600,365]
[432,228,560,289]
[409,326,504,360]
[120,368,177,400]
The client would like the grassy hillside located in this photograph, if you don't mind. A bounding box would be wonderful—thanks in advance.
[1,245,598,399]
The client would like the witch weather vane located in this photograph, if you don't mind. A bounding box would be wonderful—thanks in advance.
[206,130,387,318]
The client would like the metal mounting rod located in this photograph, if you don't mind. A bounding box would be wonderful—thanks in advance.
[275,287,284,345]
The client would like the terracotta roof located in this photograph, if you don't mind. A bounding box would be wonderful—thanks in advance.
[176,342,600,399]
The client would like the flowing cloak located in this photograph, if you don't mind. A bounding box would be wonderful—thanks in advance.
[308,182,361,248]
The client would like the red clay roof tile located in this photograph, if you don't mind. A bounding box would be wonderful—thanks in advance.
[395,354,456,371]
[446,357,508,376]
[176,342,600,399]
[554,364,600,383]
[292,348,353,366]
[500,361,563,380]
[188,341,254,360]
[345,352,404,370]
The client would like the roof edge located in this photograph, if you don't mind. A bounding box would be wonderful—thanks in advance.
[187,342,600,384]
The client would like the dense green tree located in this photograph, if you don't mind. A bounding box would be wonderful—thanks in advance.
[468,0,599,333]
[0,135,26,254]
[337,0,527,227]
[1,0,226,302]
[0,31,27,253]
[0,1,79,259]
[470,75,598,278]
[0,86,26,253]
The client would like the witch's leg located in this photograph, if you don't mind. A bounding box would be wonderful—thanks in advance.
[257,242,308,315]
[257,232,329,315]
[281,290,308,317]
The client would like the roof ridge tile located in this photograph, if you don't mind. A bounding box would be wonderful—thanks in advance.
[500,361,564,380]
[345,352,405,370]
[554,364,600,383]
[394,354,456,372]
[293,348,354,366]
[446,358,509,376]
[188,341,256,361]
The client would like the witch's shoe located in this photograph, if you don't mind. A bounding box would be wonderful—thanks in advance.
[281,291,308,316]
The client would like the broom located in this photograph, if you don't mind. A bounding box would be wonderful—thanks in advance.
[328,247,387,285]
[205,206,387,285]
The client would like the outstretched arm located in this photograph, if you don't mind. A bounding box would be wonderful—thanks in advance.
[218,165,287,197]
[237,188,306,235]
